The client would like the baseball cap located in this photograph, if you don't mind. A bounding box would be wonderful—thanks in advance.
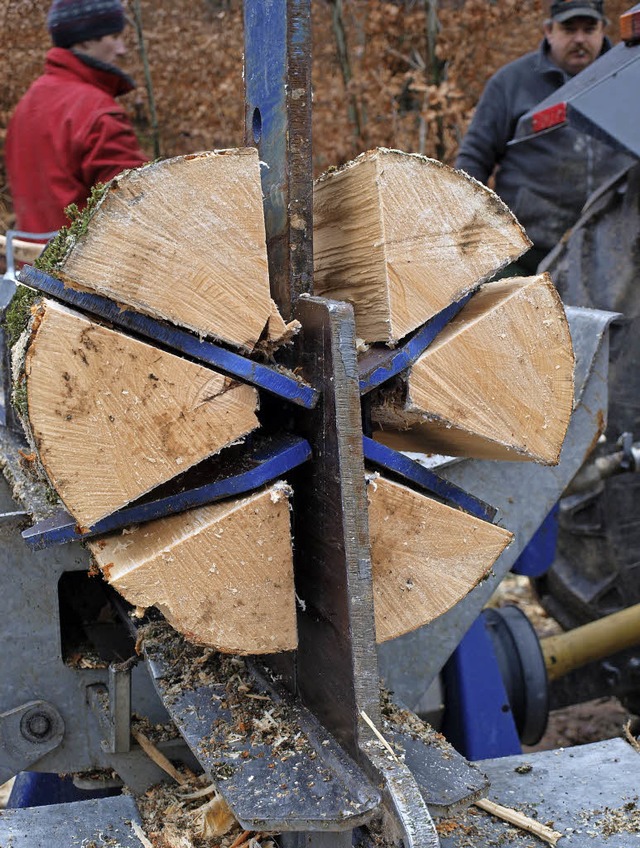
[550,0,605,23]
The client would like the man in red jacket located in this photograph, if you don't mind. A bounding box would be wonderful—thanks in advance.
[5,0,148,235]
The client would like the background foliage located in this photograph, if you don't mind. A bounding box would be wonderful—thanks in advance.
[0,0,632,230]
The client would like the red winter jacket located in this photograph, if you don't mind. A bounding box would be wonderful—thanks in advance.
[5,48,148,234]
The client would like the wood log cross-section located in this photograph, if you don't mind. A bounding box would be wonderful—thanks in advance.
[89,472,511,653]
[20,298,259,528]
[370,274,575,464]
[9,146,576,655]
[313,148,531,345]
[39,149,292,353]
[367,474,513,643]
[89,483,297,655]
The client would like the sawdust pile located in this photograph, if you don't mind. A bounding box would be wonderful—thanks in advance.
[380,687,451,753]
[131,621,320,847]
[578,799,640,839]
[133,772,276,848]
[138,621,321,767]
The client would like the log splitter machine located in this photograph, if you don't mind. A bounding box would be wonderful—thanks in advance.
[1,2,639,847]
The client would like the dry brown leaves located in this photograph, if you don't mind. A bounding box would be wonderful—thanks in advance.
[1,0,634,231]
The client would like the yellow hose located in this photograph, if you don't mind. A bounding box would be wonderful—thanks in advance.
[541,603,640,681]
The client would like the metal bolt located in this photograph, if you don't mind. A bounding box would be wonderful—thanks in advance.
[21,709,53,743]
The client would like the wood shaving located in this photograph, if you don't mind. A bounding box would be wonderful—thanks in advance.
[360,709,401,762]
[132,821,154,848]
[178,783,218,801]
[133,729,188,785]
[193,792,237,839]
[134,771,277,848]
[624,719,640,753]
[474,797,563,847]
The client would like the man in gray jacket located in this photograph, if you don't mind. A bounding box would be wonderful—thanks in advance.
[455,0,632,273]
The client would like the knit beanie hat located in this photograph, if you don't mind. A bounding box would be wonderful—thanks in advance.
[47,0,126,48]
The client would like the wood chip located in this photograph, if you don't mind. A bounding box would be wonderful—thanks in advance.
[132,729,187,785]
[131,821,154,848]
[191,791,237,838]
[623,718,640,753]
[360,709,401,762]
[475,797,564,846]
[228,830,253,848]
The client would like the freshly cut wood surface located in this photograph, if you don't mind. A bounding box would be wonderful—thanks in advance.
[313,148,530,345]
[89,484,297,654]
[23,299,259,527]
[371,274,574,464]
[47,149,289,353]
[367,475,512,643]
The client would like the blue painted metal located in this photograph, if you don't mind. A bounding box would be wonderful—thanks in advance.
[22,434,311,550]
[362,436,496,522]
[17,266,318,409]
[441,615,522,761]
[511,503,559,578]
[7,773,117,808]
[244,0,313,318]
[358,291,475,395]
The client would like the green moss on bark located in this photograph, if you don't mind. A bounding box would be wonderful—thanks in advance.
[12,378,28,420]
[34,182,109,275]
[4,285,39,350]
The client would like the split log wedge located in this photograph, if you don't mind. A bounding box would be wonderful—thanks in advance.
[20,299,259,528]
[371,274,575,464]
[39,149,290,353]
[88,473,508,653]
[313,148,531,345]
[89,483,297,654]
[367,475,513,643]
